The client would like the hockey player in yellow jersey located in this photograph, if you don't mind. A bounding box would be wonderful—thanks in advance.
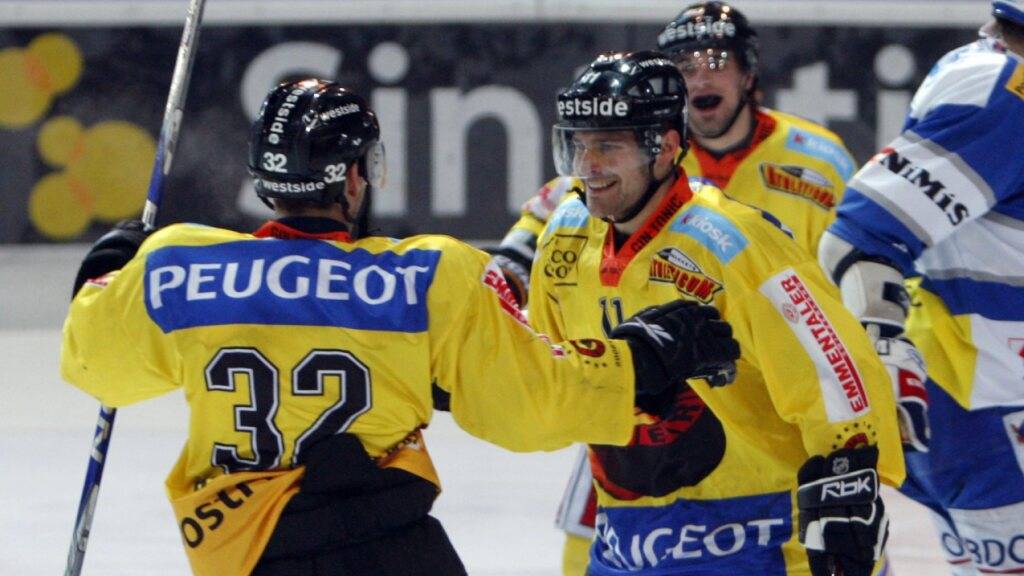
[533,51,904,576]
[60,79,742,576]
[482,4,861,574]
[491,1,854,308]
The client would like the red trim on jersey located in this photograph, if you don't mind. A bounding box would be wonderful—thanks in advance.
[579,487,598,529]
[253,220,353,242]
[690,109,777,189]
[599,171,693,287]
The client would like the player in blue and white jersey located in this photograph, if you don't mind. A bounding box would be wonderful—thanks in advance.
[819,2,1024,574]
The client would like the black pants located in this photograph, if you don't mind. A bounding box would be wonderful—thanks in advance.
[250,433,466,576]
[252,515,466,576]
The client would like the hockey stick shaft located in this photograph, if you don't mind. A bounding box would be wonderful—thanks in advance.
[64,1,207,574]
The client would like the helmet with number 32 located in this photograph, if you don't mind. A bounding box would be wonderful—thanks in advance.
[248,79,386,208]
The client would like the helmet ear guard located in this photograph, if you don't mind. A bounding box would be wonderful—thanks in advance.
[248,79,386,213]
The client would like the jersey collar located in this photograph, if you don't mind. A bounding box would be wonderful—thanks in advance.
[689,109,777,190]
[253,217,353,242]
[600,170,693,287]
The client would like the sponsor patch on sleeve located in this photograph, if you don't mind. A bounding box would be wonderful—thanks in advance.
[785,128,855,182]
[759,269,870,422]
[670,205,748,264]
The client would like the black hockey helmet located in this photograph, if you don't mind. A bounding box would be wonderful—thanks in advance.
[657,1,759,74]
[553,51,687,222]
[248,79,385,211]
[553,50,687,177]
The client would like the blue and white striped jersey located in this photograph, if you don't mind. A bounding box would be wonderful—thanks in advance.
[829,40,1024,410]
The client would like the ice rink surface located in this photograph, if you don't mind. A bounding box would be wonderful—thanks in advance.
[1,326,951,575]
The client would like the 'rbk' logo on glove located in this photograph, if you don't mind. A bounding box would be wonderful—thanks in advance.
[820,472,876,502]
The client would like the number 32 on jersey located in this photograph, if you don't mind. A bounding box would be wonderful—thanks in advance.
[205,347,372,472]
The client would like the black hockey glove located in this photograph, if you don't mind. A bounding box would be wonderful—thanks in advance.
[72,219,152,297]
[797,445,889,576]
[611,300,740,411]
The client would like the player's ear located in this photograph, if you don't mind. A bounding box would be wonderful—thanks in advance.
[344,163,366,215]
[658,129,682,164]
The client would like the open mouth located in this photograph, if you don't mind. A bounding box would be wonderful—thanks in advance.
[691,95,723,111]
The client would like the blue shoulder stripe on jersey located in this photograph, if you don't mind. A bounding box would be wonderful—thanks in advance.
[831,188,928,275]
[905,60,1024,204]
[921,276,1024,321]
[144,240,441,333]
[588,491,792,575]
[784,128,855,181]
[670,205,748,264]
[548,197,590,230]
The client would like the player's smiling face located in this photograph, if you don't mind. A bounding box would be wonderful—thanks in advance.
[676,49,752,138]
[571,130,652,221]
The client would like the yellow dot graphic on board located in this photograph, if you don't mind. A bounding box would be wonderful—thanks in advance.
[29,173,93,239]
[0,33,82,129]
[30,116,156,239]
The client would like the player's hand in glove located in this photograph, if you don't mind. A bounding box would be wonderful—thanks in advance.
[798,445,889,576]
[72,219,153,297]
[611,299,740,411]
[866,322,930,453]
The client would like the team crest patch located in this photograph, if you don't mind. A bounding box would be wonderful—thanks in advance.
[758,163,836,210]
[649,247,723,303]
[1007,64,1024,101]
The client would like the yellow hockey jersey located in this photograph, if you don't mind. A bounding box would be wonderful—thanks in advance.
[503,108,854,270]
[61,220,639,576]
[530,174,903,575]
